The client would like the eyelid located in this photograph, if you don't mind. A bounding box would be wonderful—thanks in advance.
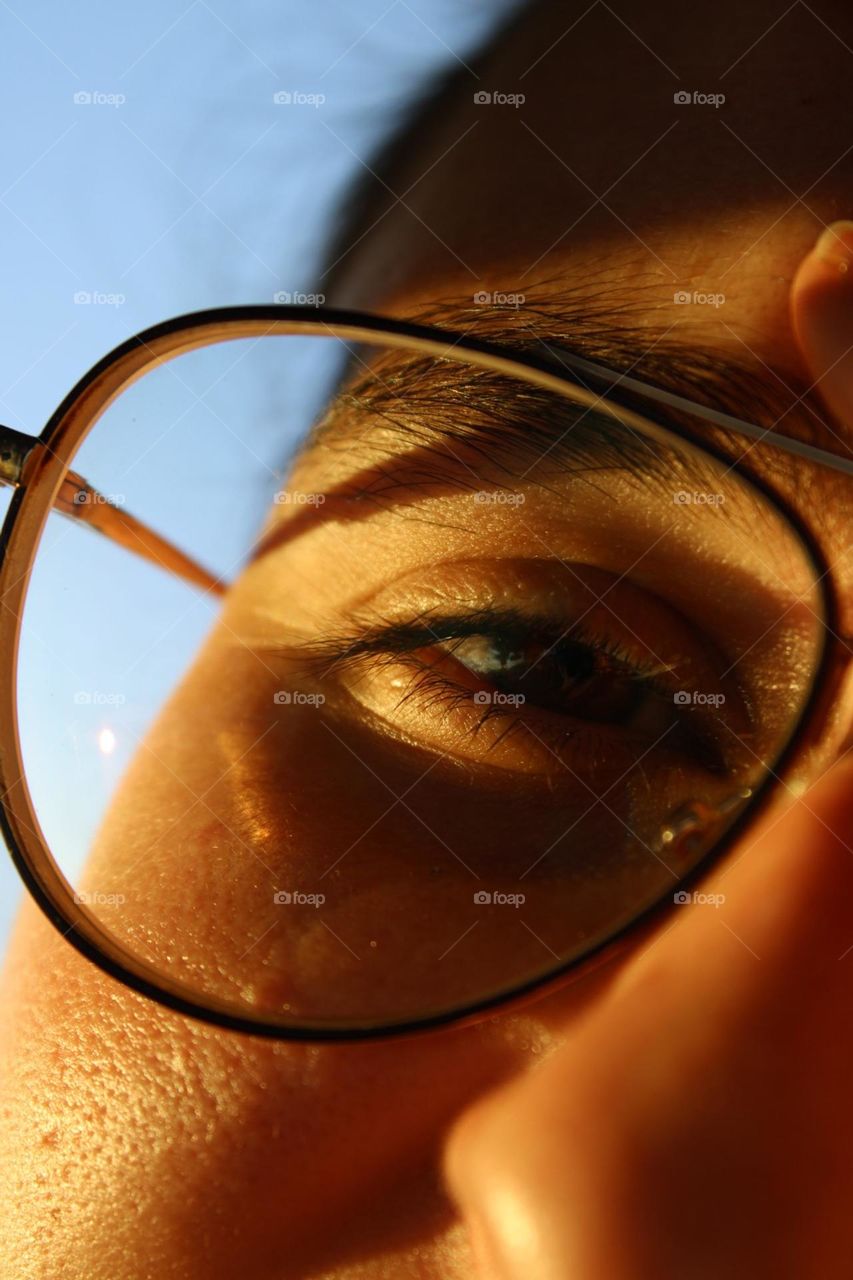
[319,608,672,694]
[293,611,734,781]
[297,557,741,705]
[280,559,755,775]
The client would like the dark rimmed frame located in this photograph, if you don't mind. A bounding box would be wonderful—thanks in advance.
[0,304,843,1042]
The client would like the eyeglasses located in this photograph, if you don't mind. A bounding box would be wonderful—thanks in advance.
[0,304,847,1041]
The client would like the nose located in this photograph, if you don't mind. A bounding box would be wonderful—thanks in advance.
[443,753,853,1278]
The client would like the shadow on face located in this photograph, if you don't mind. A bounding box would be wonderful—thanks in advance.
[2,2,853,1277]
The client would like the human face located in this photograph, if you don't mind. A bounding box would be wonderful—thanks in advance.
[2,3,853,1278]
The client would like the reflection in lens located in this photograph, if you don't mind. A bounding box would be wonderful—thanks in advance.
[16,334,825,1030]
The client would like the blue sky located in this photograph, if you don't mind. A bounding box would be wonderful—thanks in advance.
[0,0,520,948]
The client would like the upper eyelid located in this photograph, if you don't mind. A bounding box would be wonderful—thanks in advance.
[295,606,564,663]
[290,606,673,692]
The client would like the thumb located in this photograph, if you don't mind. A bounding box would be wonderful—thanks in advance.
[790,220,853,428]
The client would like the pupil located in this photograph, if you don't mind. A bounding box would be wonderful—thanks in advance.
[489,637,596,699]
[448,631,648,725]
[455,635,600,695]
[554,639,595,685]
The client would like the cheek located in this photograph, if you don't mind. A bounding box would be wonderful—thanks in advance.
[0,600,629,1277]
[76,627,642,1029]
[0,896,552,1278]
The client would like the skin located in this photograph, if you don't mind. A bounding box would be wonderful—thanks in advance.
[2,2,853,1276]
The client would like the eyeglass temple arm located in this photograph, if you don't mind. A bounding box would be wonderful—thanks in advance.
[543,347,853,477]
[0,425,226,597]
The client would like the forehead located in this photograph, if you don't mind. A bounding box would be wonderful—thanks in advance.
[319,4,853,630]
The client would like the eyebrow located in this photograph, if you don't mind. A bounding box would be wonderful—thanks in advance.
[309,361,690,497]
[548,345,853,477]
[296,299,842,504]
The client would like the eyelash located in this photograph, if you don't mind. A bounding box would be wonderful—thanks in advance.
[299,607,666,678]
[291,606,680,750]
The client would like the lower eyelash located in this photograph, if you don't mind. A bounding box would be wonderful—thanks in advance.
[287,630,732,782]
[389,657,530,735]
[288,618,678,738]
[349,648,601,764]
[274,609,738,780]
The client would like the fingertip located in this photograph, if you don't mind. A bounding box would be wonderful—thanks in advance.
[790,221,853,425]
[812,221,853,274]
[791,222,853,329]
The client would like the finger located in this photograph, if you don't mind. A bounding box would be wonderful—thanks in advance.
[790,220,853,428]
[444,754,853,1279]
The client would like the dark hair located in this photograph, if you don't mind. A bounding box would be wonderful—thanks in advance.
[319,3,533,301]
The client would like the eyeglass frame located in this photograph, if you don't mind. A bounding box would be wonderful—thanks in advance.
[0,303,847,1042]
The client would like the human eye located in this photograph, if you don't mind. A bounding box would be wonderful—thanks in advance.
[301,601,731,781]
[283,555,756,857]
